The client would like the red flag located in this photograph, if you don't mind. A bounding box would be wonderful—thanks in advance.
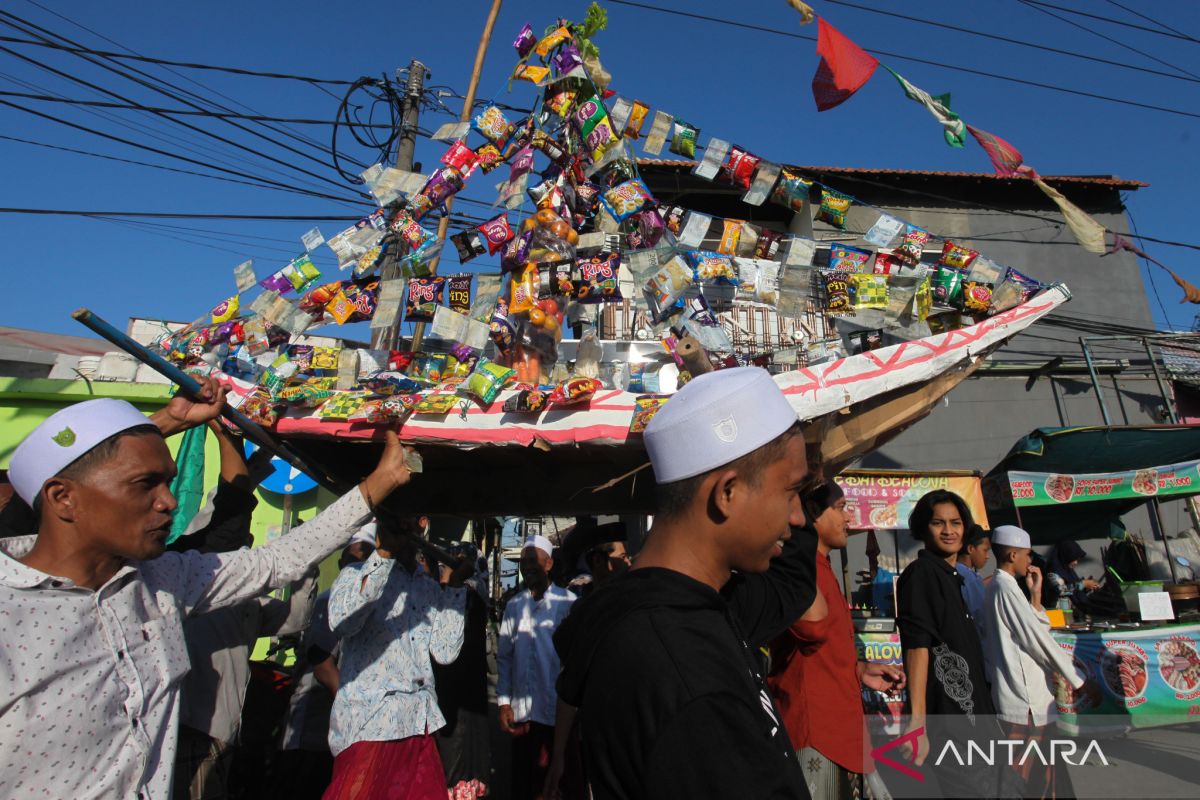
[811,19,879,112]
[966,125,1026,178]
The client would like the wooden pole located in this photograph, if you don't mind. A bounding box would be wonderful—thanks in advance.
[411,0,504,352]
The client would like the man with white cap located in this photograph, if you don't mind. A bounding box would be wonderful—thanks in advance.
[498,533,576,799]
[983,525,1088,797]
[552,367,823,800]
[0,378,417,800]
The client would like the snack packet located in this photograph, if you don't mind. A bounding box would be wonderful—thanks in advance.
[316,392,368,421]
[490,298,517,356]
[447,273,472,314]
[514,64,549,84]
[823,271,853,315]
[473,106,514,148]
[553,42,583,75]
[874,252,903,275]
[534,25,571,58]
[669,120,700,158]
[513,23,536,57]
[644,254,695,320]
[599,179,652,222]
[938,240,980,270]
[549,377,602,406]
[411,352,449,384]
[573,253,622,303]
[405,276,445,322]
[849,273,889,309]
[771,168,813,213]
[475,143,504,173]
[413,393,461,415]
[510,263,540,314]
[815,189,853,228]
[961,280,993,314]
[451,231,487,263]
[894,226,930,266]
[629,395,670,434]
[502,388,548,413]
[624,101,650,139]
[720,146,761,189]
[478,213,515,255]
[755,229,785,260]
[362,371,423,396]
[349,395,417,423]
[829,244,873,273]
[989,267,1042,314]
[717,219,744,255]
[687,250,737,283]
[932,266,965,307]
[461,359,516,405]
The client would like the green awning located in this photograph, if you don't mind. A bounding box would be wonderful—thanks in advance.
[982,425,1200,544]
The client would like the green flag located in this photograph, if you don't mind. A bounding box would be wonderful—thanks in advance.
[166,425,208,545]
[885,66,966,148]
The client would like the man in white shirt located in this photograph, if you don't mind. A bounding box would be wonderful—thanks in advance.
[0,380,416,800]
[497,534,576,799]
[983,525,1088,797]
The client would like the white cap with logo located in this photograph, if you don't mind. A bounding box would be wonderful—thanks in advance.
[991,525,1032,549]
[523,534,554,557]
[643,367,798,484]
[8,398,156,505]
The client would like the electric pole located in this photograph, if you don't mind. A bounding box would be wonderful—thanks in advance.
[371,58,427,350]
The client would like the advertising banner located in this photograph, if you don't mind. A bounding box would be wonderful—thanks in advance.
[1008,460,1200,508]
[837,472,988,530]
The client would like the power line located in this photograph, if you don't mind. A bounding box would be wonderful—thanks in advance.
[603,0,1200,121]
[0,89,396,126]
[1016,0,1200,82]
[822,0,1200,84]
[0,10,362,191]
[0,207,366,220]
[1103,0,1200,43]
[0,33,354,85]
[1020,0,1200,43]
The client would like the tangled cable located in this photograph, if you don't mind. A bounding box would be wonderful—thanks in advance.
[331,76,407,184]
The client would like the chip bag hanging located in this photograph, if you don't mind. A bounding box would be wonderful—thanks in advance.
[938,240,980,270]
[989,267,1042,314]
[448,273,472,314]
[573,253,622,303]
[509,263,539,314]
[644,255,695,321]
[600,179,653,221]
[461,359,516,406]
[478,214,515,255]
[623,101,650,139]
[770,168,813,214]
[669,120,700,158]
[553,42,583,75]
[441,141,479,176]
[823,272,853,315]
[894,226,930,266]
[755,229,785,260]
[961,280,993,314]
[687,250,737,283]
[829,244,873,273]
[534,26,571,58]
[474,143,505,173]
[451,231,487,263]
[211,296,239,324]
[932,266,965,307]
[473,106,514,148]
[549,377,602,406]
[720,146,762,190]
[513,64,549,84]
[405,276,445,323]
[513,23,536,57]
[815,189,853,228]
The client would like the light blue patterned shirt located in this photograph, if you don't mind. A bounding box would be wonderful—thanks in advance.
[327,552,467,755]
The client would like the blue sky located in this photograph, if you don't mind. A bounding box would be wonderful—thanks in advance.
[2,0,1198,339]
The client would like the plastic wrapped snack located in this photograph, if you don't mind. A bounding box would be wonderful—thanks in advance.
[549,376,602,406]
[829,244,873,273]
[755,229,785,260]
[629,395,670,434]
[478,213,515,255]
[239,389,278,426]
[932,266,965,307]
[815,189,853,228]
[475,143,504,173]
[573,253,622,303]
[823,271,853,315]
[349,395,417,423]
[939,240,980,270]
[771,168,813,214]
[461,359,516,405]
[894,226,930,267]
[413,392,461,415]
[473,106,514,148]
[534,25,571,58]
[490,299,517,357]
[669,120,700,158]
[687,250,737,284]
[599,179,652,222]
[514,22,536,57]
[989,267,1042,314]
[362,371,423,396]
[849,273,889,310]
[503,388,548,413]
[509,263,540,314]
[644,254,695,321]
[961,280,993,314]
[405,276,445,323]
[720,146,761,190]
[717,219,744,255]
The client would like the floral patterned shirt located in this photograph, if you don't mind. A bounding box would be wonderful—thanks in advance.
[327,553,466,756]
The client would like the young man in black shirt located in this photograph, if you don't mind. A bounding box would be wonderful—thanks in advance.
[553,367,825,800]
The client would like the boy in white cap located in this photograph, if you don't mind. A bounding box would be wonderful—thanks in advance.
[552,367,824,800]
[498,533,576,799]
[0,378,417,800]
[983,525,1088,798]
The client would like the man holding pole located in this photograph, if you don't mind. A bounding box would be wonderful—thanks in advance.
[0,377,418,800]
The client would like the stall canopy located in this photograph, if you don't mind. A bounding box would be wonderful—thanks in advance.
[983,425,1200,544]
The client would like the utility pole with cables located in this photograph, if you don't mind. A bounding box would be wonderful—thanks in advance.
[371,58,427,350]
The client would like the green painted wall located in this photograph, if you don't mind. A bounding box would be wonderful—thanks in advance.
[0,377,342,662]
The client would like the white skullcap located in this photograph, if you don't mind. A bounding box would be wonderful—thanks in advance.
[992,525,1032,549]
[523,534,553,557]
[644,367,797,484]
[349,522,377,547]
[9,398,156,504]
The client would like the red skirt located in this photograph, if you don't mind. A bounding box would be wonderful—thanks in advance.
[322,735,447,800]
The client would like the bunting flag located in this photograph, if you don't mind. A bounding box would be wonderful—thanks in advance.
[1032,178,1107,254]
[966,125,1026,177]
[812,18,879,112]
[885,67,965,148]
[1109,235,1200,303]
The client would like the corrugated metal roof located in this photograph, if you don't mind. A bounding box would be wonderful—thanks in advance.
[0,326,110,357]
[635,159,1148,189]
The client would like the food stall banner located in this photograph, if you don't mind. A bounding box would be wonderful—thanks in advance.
[1008,460,1200,508]
[836,471,988,530]
[1051,622,1200,735]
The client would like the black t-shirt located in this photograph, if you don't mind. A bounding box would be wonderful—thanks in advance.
[554,528,819,800]
[896,550,995,718]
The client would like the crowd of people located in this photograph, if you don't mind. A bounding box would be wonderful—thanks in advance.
[0,368,1100,800]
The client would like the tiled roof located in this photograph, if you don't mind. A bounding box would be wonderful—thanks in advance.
[635,159,1148,189]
